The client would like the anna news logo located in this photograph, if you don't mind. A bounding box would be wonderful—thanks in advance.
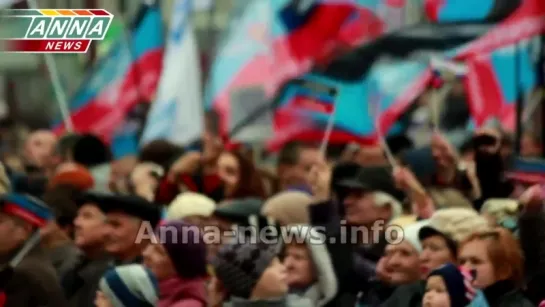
[1,9,112,53]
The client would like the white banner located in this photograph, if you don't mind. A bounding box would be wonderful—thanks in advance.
[141,0,203,146]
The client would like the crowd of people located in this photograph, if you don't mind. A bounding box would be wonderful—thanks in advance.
[0,122,544,307]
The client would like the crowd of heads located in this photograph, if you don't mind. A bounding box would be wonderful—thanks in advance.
[0,123,542,307]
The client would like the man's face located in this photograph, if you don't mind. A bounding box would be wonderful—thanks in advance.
[0,212,31,255]
[384,242,420,285]
[279,148,322,188]
[521,135,542,158]
[23,130,57,169]
[103,212,142,257]
[343,190,388,226]
[357,146,386,166]
[73,204,108,249]
[284,243,316,288]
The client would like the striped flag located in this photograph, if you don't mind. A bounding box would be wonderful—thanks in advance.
[52,1,164,158]
[141,0,203,146]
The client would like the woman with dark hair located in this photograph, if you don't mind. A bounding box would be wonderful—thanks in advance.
[217,150,267,200]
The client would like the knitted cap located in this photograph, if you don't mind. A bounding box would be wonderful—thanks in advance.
[0,193,52,228]
[213,240,281,299]
[49,163,94,191]
[99,264,158,307]
[72,134,111,167]
[428,263,476,307]
[157,220,208,279]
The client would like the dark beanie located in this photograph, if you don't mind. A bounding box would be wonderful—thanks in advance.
[213,240,280,299]
[72,134,112,167]
[428,263,476,307]
[156,220,207,279]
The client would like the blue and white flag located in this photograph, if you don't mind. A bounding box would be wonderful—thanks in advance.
[141,0,203,146]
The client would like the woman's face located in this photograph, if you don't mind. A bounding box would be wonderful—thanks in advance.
[94,291,113,307]
[217,152,239,192]
[420,236,455,278]
[423,275,451,307]
[142,243,177,280]
[458,239,496,289]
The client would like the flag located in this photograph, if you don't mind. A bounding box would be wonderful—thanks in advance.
[267,59,431,150]
[205,0,354,139]
[52,2,164,158]
[452,0,545,129]
[425,0,520,23]
[97,18,125,57]
[141,0,203,146]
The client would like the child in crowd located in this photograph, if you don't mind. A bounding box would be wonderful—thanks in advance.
[423,263,484,307]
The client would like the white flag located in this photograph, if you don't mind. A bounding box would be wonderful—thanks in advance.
[141,0,203,146]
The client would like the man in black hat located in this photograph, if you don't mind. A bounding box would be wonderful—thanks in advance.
[89,192,162,264]
[308,162,405,307]
[63,190,112,307]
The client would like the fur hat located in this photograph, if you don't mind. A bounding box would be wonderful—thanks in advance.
[261,191,313,225]
[419,208,490,255]
[166,192,216,220]
[419,208,490,244]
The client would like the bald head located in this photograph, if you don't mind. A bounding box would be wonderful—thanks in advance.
[24,130,58,169]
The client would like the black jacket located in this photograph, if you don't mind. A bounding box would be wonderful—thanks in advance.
[1,247,68,307]
[380,281,424,307]
[483,280,534,307]
[308,200,382,307]
[519,210,545,305]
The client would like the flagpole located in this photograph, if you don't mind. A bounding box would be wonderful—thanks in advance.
[319,99,336,156]
[26,0,73,132]
[515,42,523,154]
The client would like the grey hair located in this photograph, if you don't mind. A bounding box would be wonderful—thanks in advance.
[373,192,402,221]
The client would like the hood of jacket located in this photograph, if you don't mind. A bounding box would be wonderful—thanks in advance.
[284,224,337,306]
[158,276,207,307]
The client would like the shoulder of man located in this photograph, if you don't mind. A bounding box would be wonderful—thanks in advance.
[13,256,69,307]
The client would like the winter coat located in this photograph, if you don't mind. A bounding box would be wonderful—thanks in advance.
[1,247,68,307]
